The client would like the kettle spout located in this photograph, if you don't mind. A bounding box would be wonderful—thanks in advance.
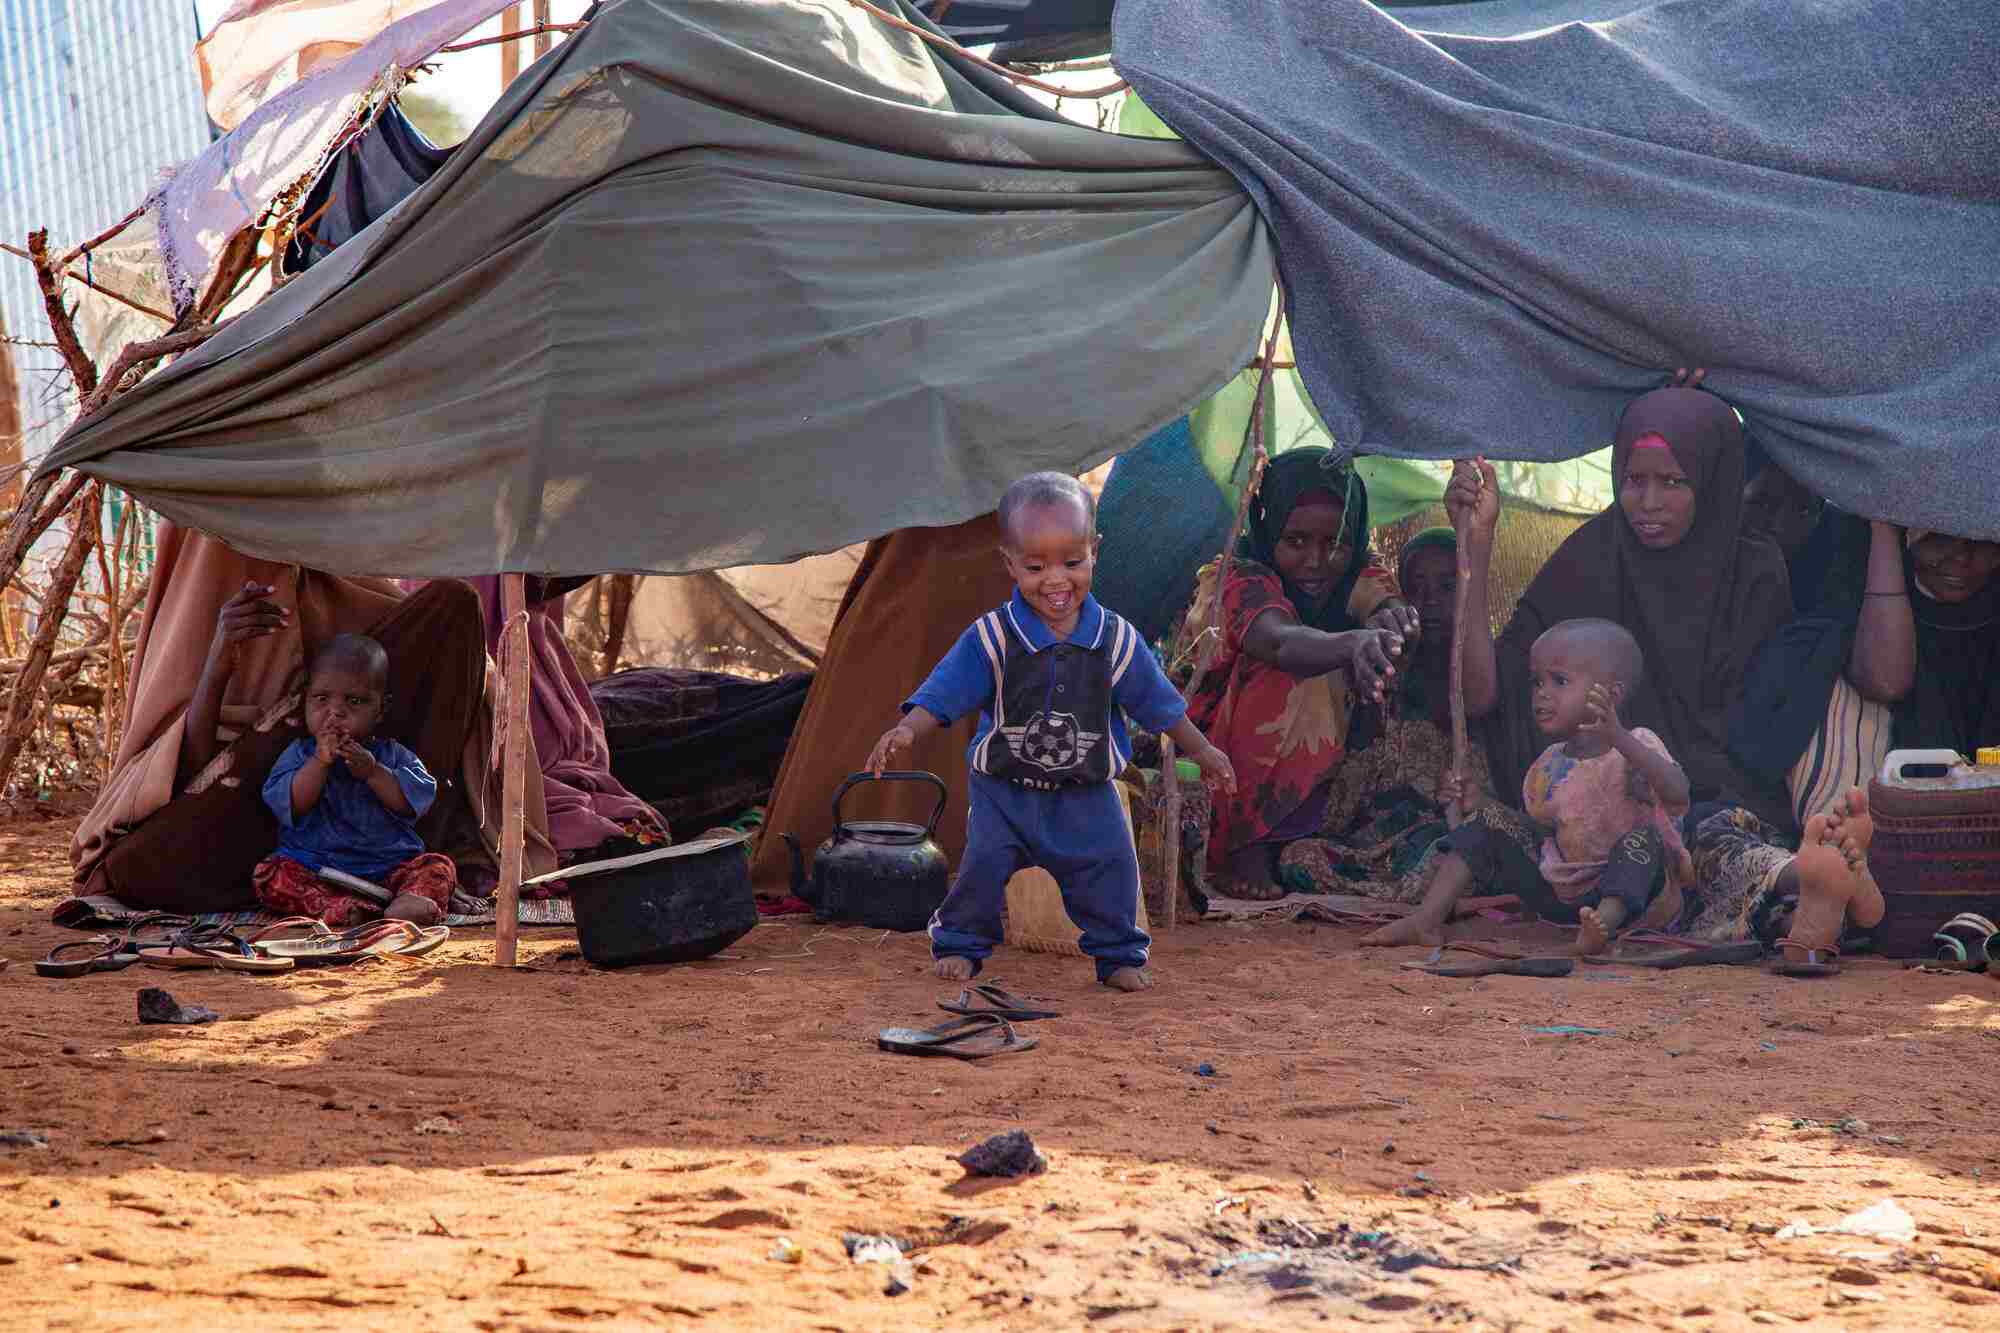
[781,833,811,904]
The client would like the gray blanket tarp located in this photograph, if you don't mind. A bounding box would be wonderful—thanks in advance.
[39,0,1270,578]
[1119,0,2000,536]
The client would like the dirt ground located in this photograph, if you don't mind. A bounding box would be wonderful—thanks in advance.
[3,810,1999,1331]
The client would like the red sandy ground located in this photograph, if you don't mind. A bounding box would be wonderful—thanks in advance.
[3,807,1999,1331]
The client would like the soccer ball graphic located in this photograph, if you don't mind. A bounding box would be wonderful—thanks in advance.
[1020,712,1080,770]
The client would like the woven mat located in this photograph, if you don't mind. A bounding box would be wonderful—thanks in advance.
[52,892,576,932]
[1203,892,1413,926]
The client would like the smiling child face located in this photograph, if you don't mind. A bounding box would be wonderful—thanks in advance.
[1001,496,1096,635]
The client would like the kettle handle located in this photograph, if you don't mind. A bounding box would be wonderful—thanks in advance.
[831,771,950,840]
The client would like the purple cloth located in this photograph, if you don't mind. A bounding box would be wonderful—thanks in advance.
[464,578,665,854]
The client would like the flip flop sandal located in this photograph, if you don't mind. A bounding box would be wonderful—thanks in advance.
[1769,937,1840,978]
[1583,941,1766,970]
[35,936,143,978]
[938,982,1061,1021]
[385,924,449,958]
[877,1013,1039,1059]
[1405,955,1575,978]
[1403,943,1573,978]
[137,929,295,973]
[258,919,421,966]
[243,917,339,954]
[1929,912,1998,972]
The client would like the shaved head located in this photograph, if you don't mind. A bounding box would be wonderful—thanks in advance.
[1536,618,1644,695]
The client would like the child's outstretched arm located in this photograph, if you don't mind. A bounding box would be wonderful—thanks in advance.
[1162,717,1236,793]
[868,707,942,777]
[182,581,289,782]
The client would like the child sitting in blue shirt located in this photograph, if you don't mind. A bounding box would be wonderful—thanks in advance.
[867,473,1235,991]
[254,633,456,927]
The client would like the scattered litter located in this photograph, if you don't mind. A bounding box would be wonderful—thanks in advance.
[1528,1025,1614,1037]
[415,1117,461,1136]
[1759,1041,1779,1052]
[136,988,218,1026]
[844,1232,915,1293]
[1774,1200,1915,1244]
[0,1130,48,1151]
[90,1129,168,1148]
[1212,1249,1286,1275]
[956,1130,1046,1178]
[768,1237,802,1264]
[1214,1195,1247,1217]
[1194,1062,1217,1078]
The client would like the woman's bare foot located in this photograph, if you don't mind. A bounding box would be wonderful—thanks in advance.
[384,892,440,926]
[934,956,976,981]
[1781,804,1880,964]
[1821,787,1885,928]
[1103,966,1153,992]
[1359,911,1445,948]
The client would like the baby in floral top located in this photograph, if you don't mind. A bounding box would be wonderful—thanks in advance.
[1364,618,1691,953]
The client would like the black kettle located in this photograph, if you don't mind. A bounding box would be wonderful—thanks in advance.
[782,771,950,932]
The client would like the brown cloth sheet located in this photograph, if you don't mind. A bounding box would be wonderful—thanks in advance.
[751,515,1011,896]
[73,526,554,910]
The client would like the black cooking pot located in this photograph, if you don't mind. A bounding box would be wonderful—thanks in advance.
[781,771,950,932]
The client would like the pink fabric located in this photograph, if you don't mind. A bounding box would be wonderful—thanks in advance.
[465,578,664,854]
[1521,727,1690,905]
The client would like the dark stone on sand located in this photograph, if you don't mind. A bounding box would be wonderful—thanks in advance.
[1194,1062,1216,1077]
[956,1130,1047,1178]
[137,988,219,1026]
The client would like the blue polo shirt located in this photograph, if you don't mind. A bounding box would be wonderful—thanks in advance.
[905,591,1186,784]
[262,737,437,878]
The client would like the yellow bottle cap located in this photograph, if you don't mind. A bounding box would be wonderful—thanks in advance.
[1978,747,2000,767]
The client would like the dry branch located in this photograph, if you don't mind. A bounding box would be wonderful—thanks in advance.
[0,482,101,796]
[0,471,90,598]
[26,230,98,397]
[448,20,581,54]
[79,320,233,419]
[58,205,147,268]
[4,240,174,325]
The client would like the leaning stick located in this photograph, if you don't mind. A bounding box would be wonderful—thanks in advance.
[5,240,174,326]
[493,574,530,967]
[0,471,87,596]
[25,231,99,397]
[1447,480,1476,803]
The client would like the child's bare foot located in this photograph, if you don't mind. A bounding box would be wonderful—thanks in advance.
[1575,906,1615,956]
[1103,966,1153,992]
[385,892,440,926]
[934,956,976,981]
[1359,912,1445,948]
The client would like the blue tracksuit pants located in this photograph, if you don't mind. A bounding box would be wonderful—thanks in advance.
[929,773,1150,982]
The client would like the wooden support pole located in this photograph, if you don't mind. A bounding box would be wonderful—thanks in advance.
[499,4,524,86]
[1448,498,1475,796]
[1156,735,1179,933]
[601,573,635,678]
[0,482,100,798]
[493,573,529,966]
[532,0,553,57]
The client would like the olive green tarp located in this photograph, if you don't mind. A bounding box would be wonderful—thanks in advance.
[38,0,1270,579]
